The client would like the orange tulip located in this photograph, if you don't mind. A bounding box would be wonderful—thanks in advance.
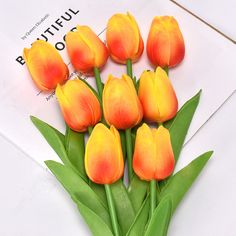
[133,123,175,181]
[23,40,69,91]
[106,12,144,64]
[103,74,143,129]
[138,67,178,123]
[55,79,101,132]
[85,123,124,184]
[66,25,109,74]
[147,16,185,68]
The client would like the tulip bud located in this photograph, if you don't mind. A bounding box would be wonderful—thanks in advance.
[23,40,69,91]
[106,12,144,64]
[103,74,143,129]
[147,16,185,68]
[55,79,101,132]
[85,123,124,184]
[65,25,109,74]
[133,123,175,181]
[138,67,178,123]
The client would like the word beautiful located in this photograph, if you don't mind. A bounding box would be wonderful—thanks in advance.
[16,8,79,66]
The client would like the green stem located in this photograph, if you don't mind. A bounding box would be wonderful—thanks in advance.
[125,128,133,182]
[105,184,120,236]
[94,67,103,100]
[88,126,93,135]
[156,181,160,203]
[126,59,135,84]
[150,180,157,217]
[163,66,169,75]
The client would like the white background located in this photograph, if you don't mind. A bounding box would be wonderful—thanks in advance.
[0,0,236,235]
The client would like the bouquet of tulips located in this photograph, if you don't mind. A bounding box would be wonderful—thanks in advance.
[24,12,213,236]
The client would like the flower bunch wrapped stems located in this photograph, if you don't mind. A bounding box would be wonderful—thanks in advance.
[25,12,213,236]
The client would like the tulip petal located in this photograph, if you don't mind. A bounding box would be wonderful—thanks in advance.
[103,75,142,129]
[110,125,124,179]
[147,16,185,68]
[23,40,68,91]
[133,124,157,180]
[138,70,160,122]
[85,124,124,184]
[56,79,101,132]
[76,26,109,68]
[133,124,175,181]
[106,12,143,63]
[154,67,178,122]
[138,67,178,123]
[147,22,170,67]
[56,83,83,131]
[66,26,108,74]
[66,31,95,74]
[154,126,175,180]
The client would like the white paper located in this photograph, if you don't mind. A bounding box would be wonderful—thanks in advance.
[0,0,235,167]
[173,0,236,42]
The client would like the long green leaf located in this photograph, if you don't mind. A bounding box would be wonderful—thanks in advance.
[65,126,87,180]
[45,160,111,229]
[145,196,172,236]
[31,116,70,166]
[73,198,114,236]
[128,175,148,212]
[126,195,150,236]
[120,130,127,160]
[160,151,213,213]
[111,180,136,235]
[165,90,201,163]
[90,182,108,208]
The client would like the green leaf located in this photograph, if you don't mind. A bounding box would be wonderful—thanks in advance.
[111,180,136,235]
[73,198,114,236]
[165,90,201,163]
[128,175,148,213]
[31,116,71,166]
[126,195,150,236]
[90,182,108,208]
[160,151,213,213]
[65,126,87,180]
[45,160,111,228]
[145,196,172,236]
[120,130,127,161]
[131,133,136,150]
[135,78,140,91]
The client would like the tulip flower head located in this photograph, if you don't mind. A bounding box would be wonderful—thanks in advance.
[85,123,124,184]
[147,16,185,68]
[55,79,101,132]
[23,40,69,91]
[138,67,178,123]
[66,25,109,74]
[133,123,175,181]
[103,74,143,129]
[106,12,144,64]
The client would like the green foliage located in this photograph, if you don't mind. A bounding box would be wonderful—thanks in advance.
[145,196,172,236]
[73,198,114,236]
[111,180,136,235]
[126,195,150,236]
[45,161,112,229]
[160,151,213,213]
[65,126,87,181]
[32,89,212,236]
[165,90,201,163]
[128,175,148,213]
